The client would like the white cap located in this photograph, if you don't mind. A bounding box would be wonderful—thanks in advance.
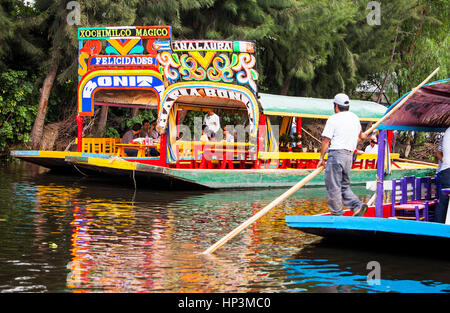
[333,93,350,107]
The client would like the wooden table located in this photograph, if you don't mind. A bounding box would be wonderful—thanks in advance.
[116,143,159,157]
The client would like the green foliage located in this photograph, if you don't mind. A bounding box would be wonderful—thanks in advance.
[0,70,37,152]
[103,127,120,138]
[0,0,447,151]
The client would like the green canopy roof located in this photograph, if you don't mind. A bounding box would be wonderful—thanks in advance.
[259,93,387,121]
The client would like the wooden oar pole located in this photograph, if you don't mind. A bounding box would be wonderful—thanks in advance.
[202,166,324,255]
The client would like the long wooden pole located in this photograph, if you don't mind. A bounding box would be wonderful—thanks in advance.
[202,67,440,255]
[202,166,324,254]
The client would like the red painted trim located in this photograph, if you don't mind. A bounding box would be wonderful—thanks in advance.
[94,101,157,110]
[159,133,168,166]
[76,115,83,152]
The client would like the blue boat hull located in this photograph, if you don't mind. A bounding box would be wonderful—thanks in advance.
[285,216,450,245]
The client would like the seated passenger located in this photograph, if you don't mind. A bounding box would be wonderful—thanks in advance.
[200,125,209,142]
[140,119,150,137]
[150,120,160,139]
[364,135,378,154]
[122,123,142,157]
[223,130,234,143]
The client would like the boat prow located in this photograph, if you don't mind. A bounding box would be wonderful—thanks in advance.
[64,155,211,190]
[286,215,450,245]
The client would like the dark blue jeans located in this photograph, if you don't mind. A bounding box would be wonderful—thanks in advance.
[436,168,450,223]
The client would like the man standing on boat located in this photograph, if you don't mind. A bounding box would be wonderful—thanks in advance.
[436,127,450,223]
[317,93,368,216]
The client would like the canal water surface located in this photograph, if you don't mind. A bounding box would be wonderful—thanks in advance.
[1,161,449,293]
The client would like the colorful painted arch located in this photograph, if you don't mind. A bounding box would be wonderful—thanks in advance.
[77,68,165,116]
[156,81,260,136]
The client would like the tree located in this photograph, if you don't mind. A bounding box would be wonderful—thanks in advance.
[394,0,449,96]
[28,0,141,147]
[258,0,357,96]
[0,70,37,154]
[28,0,75,149]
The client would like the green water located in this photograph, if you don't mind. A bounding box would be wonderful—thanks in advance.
[0,161,449,293]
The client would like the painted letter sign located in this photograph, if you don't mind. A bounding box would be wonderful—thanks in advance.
[78,26,172,40]
[89,55,157,67]
[171,40,255,53]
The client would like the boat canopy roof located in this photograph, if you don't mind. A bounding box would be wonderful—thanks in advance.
[378,79,450,132]
[259,93,386,121]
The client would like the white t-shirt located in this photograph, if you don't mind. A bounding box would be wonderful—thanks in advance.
[322,111,361,151]
[440,128,450,172]
[204,113,220,133]
[364,144,378,154]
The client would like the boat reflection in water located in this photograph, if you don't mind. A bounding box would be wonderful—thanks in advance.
[2,162,449,293]
[62,185,331,292]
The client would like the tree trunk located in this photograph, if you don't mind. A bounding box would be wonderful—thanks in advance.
[405,135,411,158]
[131,107,139,117]
[30,63,59,150]
[280,75,291,96]
[378,26,399,104]
[96,105,109,137]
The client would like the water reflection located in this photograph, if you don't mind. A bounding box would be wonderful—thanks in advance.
[1,162,449,293]
[283,245,450,293]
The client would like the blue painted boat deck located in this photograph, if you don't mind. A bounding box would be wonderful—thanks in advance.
[285,216,450,241]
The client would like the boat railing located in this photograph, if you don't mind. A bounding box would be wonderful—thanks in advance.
[172,142,400,170]
[173,140,258,169]
[259,152,399,170]
[77,138,122,155]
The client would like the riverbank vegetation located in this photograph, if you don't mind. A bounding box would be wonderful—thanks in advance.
[0,0,448,159]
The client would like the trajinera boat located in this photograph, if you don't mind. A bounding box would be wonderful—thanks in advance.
[286,78,450,247]
[11,25,437,190]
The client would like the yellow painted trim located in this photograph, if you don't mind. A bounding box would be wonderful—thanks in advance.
[84,156,139,171]
[258,152,399,160]
[37,151,84,158]
[259,152,321,160]
[394,162,437,169]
